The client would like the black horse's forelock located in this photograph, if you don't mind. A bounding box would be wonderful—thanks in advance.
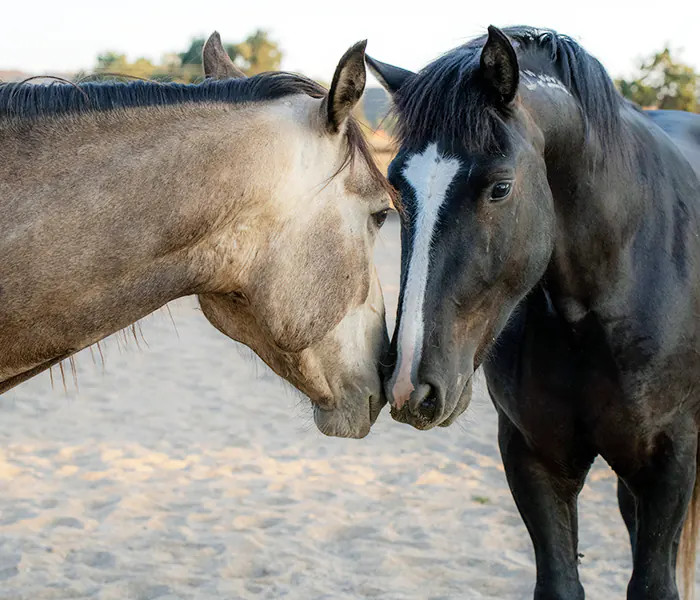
[0,72,327,120]
[393,26,625,154]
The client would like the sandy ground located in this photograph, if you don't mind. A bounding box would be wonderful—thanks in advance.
[1,215,697,599]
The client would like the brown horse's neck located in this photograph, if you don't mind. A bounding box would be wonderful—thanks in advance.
[0,105,269,387]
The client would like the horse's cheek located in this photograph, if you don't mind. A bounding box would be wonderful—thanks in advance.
[256,219,366,352]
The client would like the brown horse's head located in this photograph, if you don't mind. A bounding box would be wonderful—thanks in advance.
[198,35,393,437]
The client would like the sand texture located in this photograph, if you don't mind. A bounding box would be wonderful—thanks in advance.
[1,216,697,599]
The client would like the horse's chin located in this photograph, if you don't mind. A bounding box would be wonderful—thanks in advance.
[312,385,387,438]
[438,381,473,427]
[313,405,371,439]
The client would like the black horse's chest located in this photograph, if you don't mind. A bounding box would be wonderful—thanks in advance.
[483,290,635,465]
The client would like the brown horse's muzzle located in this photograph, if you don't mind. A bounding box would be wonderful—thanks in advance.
[313,386,386,439]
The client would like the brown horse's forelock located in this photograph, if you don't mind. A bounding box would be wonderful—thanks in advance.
[344,118,398,207]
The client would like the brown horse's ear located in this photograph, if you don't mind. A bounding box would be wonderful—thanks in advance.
[480,25,519,105]
[203,32,246,80]
[365,55,414,95]
[322,40,367,134]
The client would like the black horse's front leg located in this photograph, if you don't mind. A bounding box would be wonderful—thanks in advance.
[622,428,697,600]
[498,411,592,600]
[617,477,638,555]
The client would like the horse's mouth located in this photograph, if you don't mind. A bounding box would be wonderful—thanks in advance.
[390,402,441,430]
[313,404,371,439]
[389,376,473,430]
[311,384,386,438]
[369,393,387,425]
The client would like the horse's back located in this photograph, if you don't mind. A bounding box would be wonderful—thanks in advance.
[646,109,700,179]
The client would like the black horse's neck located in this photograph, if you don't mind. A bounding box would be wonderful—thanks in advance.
[521,81,699,325]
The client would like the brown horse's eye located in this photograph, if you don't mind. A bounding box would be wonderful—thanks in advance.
[372,208,390,228]
[490,181,513,201]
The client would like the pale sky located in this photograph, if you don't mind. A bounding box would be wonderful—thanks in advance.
[2,0,699,84]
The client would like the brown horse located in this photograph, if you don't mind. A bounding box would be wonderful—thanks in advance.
[0,35,392,438]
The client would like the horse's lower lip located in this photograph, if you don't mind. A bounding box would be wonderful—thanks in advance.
[389,402,440,430]
[438,374,474,427]
[438,402,464,427]
[313,405,370,439]
[389,403,408,423]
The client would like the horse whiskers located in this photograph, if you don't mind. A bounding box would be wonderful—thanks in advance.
[164,304,179,339]
[136,322,149,348]
[129,325,139,349]
[49,356,78,394]
[58,361,67,393]
[48,319,152,394]
[297,410,316,434]
[96,341,105,370]
[69,356,79,391]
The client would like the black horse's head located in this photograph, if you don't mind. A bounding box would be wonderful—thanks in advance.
[369,27,559,429]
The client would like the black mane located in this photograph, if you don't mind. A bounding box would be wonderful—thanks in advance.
[393,26,625,153]
[0,71,396,202]
[0,72,326,120]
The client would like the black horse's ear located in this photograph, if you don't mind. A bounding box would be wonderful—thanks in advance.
[480,25,519,105]
[203,32,246,80]
[365,55,414,95]
[324,40,367,134]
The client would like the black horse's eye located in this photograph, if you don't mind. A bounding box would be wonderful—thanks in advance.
[372,208,390,228]
[490,181,513,201]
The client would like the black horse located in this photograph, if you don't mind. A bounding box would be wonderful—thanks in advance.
[368,26,700,599]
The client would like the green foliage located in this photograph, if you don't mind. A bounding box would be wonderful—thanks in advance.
[92,30,282,83]
[617,48,699,112]
[178,38,206,66]
[236,30,282,75]
[94,52,161,81]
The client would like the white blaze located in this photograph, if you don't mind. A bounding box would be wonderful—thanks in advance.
[390,144,461,409]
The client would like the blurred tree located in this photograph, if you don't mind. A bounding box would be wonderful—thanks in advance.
[617,48,699,112]
[178,38,206,66]
[96,52,123,71]
[93,31,283,83]
[95,52,158,80]
[235,30,282,75]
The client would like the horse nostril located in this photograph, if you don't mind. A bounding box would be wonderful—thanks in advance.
[407,382,441,423]
[418,388,438,421]
[314,395,335,410]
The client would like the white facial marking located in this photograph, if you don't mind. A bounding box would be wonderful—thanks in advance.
[390,143,461,409]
